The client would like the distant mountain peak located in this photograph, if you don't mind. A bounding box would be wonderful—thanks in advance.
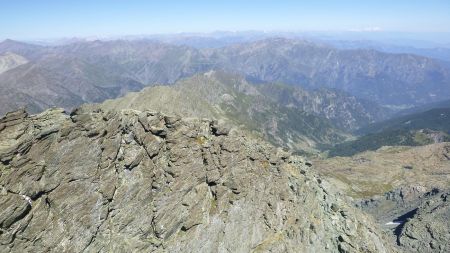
[0,39,32,46]
[1,38,16,43]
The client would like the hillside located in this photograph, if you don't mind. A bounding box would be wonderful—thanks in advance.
[327,108,450,156]
[257,83,392,130]
[85,71,351,152]
[0,52,28,74]
[1,37,450,252]
[0,55,144,115]
[315,143,450,251]
[0,39,209,115]
[358,107,450,135]
[316,143,450,199]
[0,39,46,60]
[395,98,450,116]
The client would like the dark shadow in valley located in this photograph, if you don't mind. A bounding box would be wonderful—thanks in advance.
[393,208,418,245]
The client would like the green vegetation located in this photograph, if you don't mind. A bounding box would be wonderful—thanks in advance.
[328,129,421,157]
[357,108,450,135]
[326,107,450,157]
[396,99,450,116]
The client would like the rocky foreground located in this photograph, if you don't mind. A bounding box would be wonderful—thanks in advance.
[315,144,450,252]
[0,108,395,252]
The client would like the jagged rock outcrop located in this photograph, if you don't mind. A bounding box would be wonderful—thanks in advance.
[0,108,394,252]
[315,142,450,251]
[397,192,450,252]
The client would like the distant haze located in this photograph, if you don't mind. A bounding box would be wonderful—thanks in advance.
[1,0,450,42]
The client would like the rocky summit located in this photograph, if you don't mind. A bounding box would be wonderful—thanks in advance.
[0,107,394,252]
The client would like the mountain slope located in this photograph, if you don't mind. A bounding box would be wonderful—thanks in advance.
[316,143,450,199]
[0,108,394,252]
[327,129,450,157]
[0,40,210,115]
[87,71,350,152]
[330,39,450,63]
[0,55,144,115]
[359,107,450,135]
[257,83,392,130]
[55,40,211,84]
[398,191,450,252]
[395,98,450,116]
[0,52,28,74]
[327,108,450,156]
[315,142,450,250]
[0,39,46,60]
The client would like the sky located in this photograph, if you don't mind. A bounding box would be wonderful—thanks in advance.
[1,0,450,40]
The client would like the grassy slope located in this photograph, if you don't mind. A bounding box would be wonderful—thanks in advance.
[315,143,450,199]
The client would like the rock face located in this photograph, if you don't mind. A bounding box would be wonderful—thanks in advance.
[0,108,393,252]
[314,142,450,251]
[398,192,450,252]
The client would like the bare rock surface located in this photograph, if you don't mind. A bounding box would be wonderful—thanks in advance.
[397,192,450,253]
[0,108,394,252]
[315,143,450,251]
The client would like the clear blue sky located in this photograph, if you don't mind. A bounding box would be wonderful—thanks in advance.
[1,0,450,40]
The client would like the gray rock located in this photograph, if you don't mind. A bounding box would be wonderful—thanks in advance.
[398,192,450,253]
[0,108,395,252]
[211,120,230,136]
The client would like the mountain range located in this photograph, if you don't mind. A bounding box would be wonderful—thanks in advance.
[1,34,450,252]
[1,37,450,117]
[330,39,450,63]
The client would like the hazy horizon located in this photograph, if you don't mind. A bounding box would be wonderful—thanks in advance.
[3,30,450,49]
[2,0,450,42]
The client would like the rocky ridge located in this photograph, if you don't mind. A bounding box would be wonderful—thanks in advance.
[355,187,450,252]
[84,71,351,153]
[0,108,394,252]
